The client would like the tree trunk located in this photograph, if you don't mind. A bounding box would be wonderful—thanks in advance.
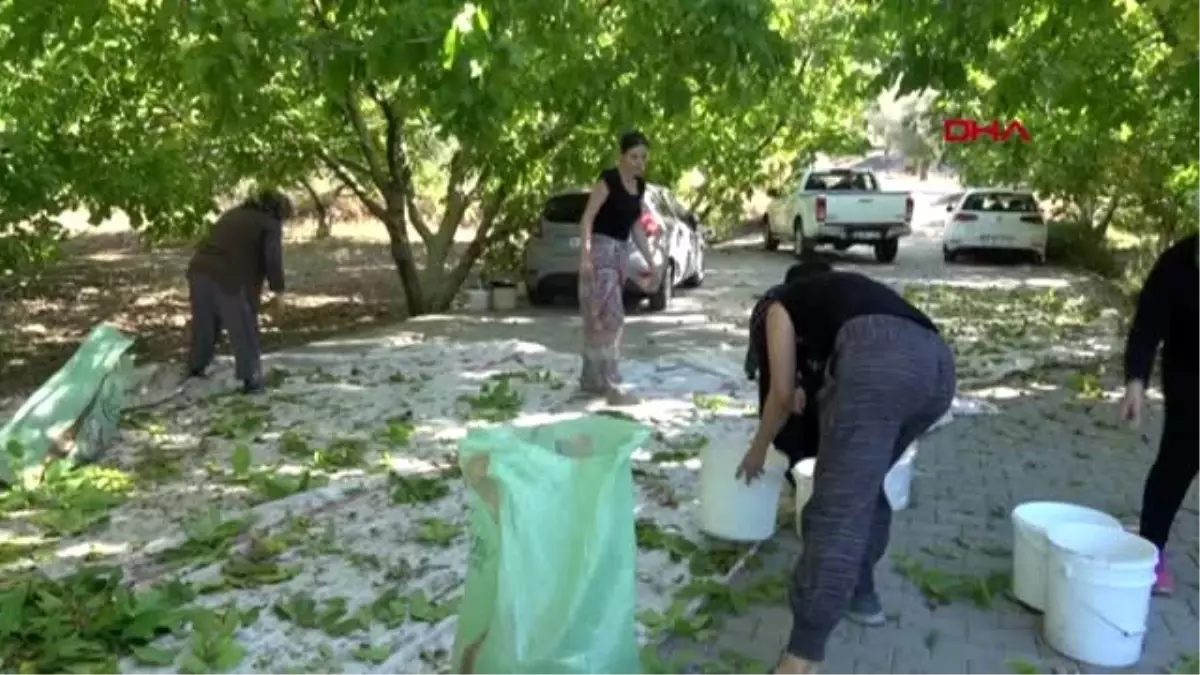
[379,194,426,316]
[299,179,332,239]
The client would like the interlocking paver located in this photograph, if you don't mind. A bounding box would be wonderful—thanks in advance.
[658,366,1199,673]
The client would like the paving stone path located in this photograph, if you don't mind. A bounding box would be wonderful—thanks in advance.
[658,366,1199,674]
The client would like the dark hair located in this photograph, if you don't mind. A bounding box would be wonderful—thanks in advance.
[244,188,295,221]
[784,260,832,283]
[619,130,650,154]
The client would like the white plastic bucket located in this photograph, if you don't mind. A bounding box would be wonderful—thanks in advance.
[1010,502,1122,611]
[465,289,490,312]
[490,285,518,312]
[791,458,816,538]
[883,442,918,511]
[789,441,917,538]
[1043,523,1158,667]
[699,445,788,542]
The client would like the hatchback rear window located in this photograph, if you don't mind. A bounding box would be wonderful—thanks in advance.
[542,194,589,222]
[962,192,1039,212]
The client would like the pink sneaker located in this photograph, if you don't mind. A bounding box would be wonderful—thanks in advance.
[1153,559,1175,597]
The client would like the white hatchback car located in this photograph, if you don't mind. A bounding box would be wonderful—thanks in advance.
[940,189,1047,263]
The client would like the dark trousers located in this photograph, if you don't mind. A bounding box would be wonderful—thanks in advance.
[187,273,263,383]
[1139,376,1199,551]
[787,315,956,662]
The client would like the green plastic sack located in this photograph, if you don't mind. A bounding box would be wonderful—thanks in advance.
[452,414,651,674]
[0,323,135,486]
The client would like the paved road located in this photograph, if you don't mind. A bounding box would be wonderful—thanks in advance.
[303,183,1198,673]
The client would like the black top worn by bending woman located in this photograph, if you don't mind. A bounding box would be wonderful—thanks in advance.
[591,168,646,242]
[1124,233,1200,394]
[768,270,938,366]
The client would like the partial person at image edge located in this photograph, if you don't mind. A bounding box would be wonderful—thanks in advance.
[184,189,294,394]
[1119,231,1199,597]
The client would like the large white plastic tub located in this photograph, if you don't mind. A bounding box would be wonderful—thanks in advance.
[699,445,788,542]
[1010,502,1122,611]
[1043,523,1158,667]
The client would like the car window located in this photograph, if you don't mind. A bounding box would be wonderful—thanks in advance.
[962,192,1039,213]
[804,171,875,191]
[542,193,590,222]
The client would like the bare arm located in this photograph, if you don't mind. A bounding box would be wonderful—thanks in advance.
[748,303,798,455]
[579,180,609,260]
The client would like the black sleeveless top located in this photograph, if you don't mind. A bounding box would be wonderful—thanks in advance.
[592,168,645,241]
[766,271,938,364]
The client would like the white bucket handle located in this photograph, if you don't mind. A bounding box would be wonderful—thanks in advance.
[1062,564,1148,638]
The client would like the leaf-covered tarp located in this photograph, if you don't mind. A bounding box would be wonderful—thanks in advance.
[0,323,135,485]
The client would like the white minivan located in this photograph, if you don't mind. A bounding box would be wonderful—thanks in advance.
[940,188,1047,264]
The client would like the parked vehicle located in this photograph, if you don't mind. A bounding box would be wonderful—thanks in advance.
[522,184,705,311]
[762,167,914,263]
[940,188,1047,264]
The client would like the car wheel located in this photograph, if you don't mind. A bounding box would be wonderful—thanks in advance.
[763,215,779,251]
[649,262,674,311]
[527,283,554,307]
[793,219,815,259]
[874,237,899,263]
[681,246,705,288]
[942,245,958,263]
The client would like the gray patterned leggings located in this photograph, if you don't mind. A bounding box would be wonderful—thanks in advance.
[788,314,956,662]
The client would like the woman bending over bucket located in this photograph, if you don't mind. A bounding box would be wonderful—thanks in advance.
[740,269,955,674]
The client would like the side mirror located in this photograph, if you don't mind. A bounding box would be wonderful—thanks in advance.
[766,188,781,199]
[945,204,954,212]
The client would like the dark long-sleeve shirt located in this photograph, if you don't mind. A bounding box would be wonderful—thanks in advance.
[1123,233,1199,390]
[188,206,286,296]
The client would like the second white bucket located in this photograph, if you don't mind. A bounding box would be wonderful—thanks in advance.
[699,445,788,542]
[790,442,918,538]
[1043,523,1158,667]
[1010,502,1122,611]
[791,458,816,538]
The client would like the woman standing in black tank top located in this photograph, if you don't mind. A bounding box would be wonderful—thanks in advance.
[576,131,658,404]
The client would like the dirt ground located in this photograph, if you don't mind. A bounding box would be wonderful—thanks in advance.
[0,218,419,402]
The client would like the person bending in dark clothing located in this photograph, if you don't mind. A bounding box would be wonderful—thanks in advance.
[1119,232,1199,596]
[185,189,293,394]
[740,268,955,675]
[745,261,832,475]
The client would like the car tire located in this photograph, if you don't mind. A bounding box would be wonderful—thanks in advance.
[527,283,554,307]
[763,215,779,251]
[942,245,958,263]
[681,247,705,288]
[874,237,899,263]
[649,262,674,311]
[793,218,815,259]
[623,292,641,312]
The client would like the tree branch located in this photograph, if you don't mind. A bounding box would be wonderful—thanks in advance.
[318,151,387,221]
[339,87,390,195]
[443,184,512,304]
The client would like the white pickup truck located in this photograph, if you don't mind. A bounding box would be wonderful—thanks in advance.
[762,168,914,263]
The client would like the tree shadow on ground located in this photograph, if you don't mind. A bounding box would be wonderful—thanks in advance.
[0,224,434,401]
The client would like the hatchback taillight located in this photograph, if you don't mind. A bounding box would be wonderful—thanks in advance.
[640,211,661,236]
[815,196,827,222]
[904,196,914,221]
[953,213,978,222]
[1020,214,1044,224]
